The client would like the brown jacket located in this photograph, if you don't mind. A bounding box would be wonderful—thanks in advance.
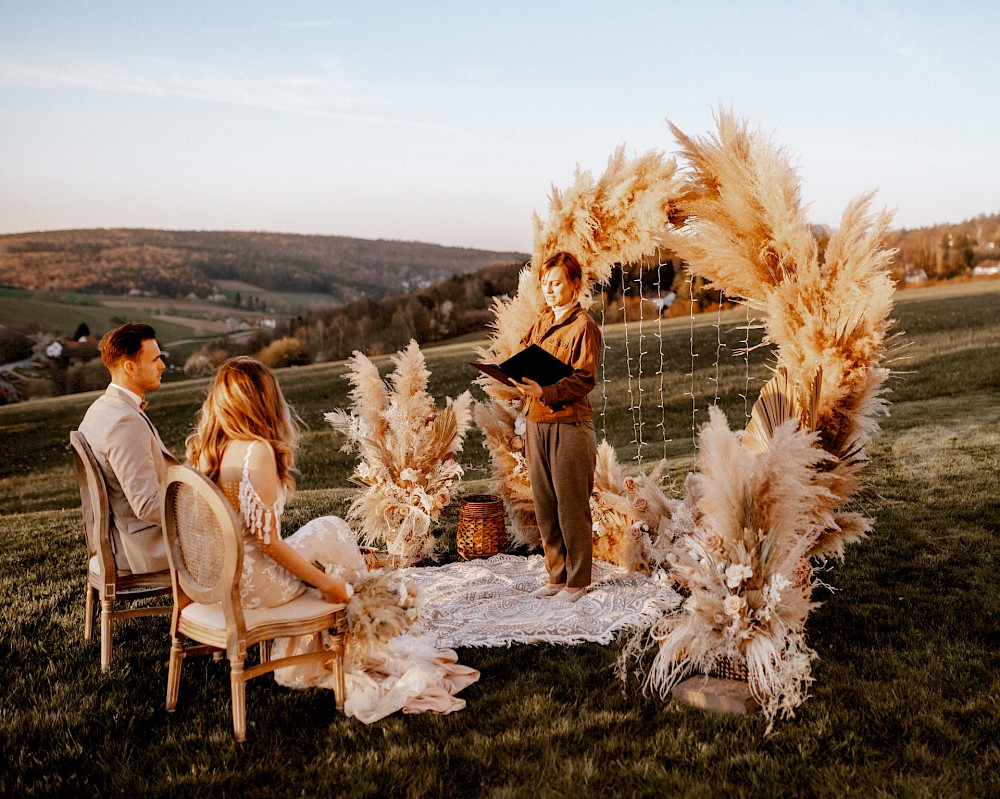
[519,305,602,423]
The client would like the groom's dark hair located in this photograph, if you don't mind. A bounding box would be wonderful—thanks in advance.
[100,322,157,369]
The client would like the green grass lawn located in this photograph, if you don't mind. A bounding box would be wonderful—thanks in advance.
[1,281,999,797]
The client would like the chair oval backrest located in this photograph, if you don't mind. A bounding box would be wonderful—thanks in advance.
[161,464,243,607]
[69,430,115,571]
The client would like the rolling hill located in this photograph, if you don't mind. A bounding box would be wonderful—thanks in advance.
[0,228,528,303]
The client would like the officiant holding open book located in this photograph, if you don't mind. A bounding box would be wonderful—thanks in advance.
[510,251,602,603]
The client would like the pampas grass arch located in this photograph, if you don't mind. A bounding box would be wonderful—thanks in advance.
[476,110,896,727]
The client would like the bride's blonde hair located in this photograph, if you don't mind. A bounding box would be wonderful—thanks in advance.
[185,356,299,488]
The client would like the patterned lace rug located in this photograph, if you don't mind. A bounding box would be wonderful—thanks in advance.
[399,554,680,649]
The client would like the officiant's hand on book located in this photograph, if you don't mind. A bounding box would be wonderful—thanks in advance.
[511,377,543,398]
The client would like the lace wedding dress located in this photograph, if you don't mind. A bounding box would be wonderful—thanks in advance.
[219,442,478,723]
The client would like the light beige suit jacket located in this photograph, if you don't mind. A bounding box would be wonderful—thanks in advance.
[78,384,173,573]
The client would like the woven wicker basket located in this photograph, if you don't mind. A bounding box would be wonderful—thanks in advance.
[709,654,750,682]
[456,494,506,560]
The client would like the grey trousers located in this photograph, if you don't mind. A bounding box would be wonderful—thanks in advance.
[526,420,596,588]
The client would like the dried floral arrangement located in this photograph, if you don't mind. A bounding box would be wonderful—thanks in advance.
[473,147,686,551]
[621,110,897,726]
[344,570,421,663]
[325,339,474,562]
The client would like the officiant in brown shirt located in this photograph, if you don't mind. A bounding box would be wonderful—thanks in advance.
[512,251,601,603]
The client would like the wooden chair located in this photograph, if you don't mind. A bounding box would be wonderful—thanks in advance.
[160,463,347,741]
[69,430,172,671]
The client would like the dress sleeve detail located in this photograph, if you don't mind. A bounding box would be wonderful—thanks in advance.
[237,441,285,546]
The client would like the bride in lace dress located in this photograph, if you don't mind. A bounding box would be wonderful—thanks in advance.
[184,357,478,723]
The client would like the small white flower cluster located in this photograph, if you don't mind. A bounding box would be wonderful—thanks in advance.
[513,415,526,437]
[391,574,422,622]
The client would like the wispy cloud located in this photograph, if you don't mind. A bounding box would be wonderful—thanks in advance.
[818,0,940,68]
[0,59,464,134]
[279,20,339,29]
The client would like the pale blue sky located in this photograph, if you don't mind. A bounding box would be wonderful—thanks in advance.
[1,1,997,251]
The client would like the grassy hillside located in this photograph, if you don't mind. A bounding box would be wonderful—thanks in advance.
[1,280,998,797]
[0,293,211,344]
[0,228,527,303]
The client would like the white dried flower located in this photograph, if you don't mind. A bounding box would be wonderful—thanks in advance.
[724,594,746,617]
[725,563,753,589]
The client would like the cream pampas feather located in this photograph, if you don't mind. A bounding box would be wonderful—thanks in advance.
[531,146,687,300]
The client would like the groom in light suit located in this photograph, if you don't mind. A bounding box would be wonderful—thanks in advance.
[78,323,174,574]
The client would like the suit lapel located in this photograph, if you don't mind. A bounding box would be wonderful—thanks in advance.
[108,385,174,460]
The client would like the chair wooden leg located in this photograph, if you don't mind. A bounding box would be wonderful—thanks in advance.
[230,659,247,742]
[259,640,272,665]
[100,599,113,671]
[329,632,346,711]
[166,637,184,712]
[84,585,94,641]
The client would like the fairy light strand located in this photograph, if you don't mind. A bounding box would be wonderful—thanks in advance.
[737,299,754,421]
[711,289,725,407]
[621,268,639,466]
[686,273,699,467]
[632,265,646,466]
[598,284,609,439]
[654,261,669,462]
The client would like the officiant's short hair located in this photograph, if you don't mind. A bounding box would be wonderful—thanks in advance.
[542,251,583,287]
[100,322,157,369]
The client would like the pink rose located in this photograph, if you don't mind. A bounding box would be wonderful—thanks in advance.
[623,477,638,494]
[632,496,648,511]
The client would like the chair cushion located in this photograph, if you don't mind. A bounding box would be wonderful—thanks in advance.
[180,593,342,633]
[89,555,133,578]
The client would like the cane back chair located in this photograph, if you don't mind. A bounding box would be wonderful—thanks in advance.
[160,463,347,741]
